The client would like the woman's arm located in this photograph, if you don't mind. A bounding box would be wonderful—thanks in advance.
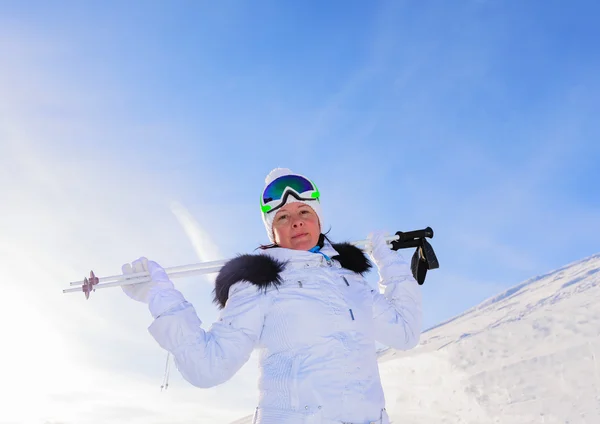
[147,281,268,388]
[368,233,422,350]
[371,260,422,350]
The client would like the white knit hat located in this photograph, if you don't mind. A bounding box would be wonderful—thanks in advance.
[261,168,323,243]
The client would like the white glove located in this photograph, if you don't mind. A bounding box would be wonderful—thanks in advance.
[121,257,174,304]
[368,231,396,267]
[368,230,408,283]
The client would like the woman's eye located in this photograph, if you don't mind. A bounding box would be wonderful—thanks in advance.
[300,210,310,215]
[277,214,288,221]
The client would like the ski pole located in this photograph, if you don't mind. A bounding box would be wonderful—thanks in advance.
[63,229,435,298]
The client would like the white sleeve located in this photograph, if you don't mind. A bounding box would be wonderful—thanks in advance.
[147,281,268,388]
[371,254,422,350]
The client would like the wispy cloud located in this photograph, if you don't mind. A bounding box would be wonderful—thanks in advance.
[170,201,223,265]
[0,28,257,423]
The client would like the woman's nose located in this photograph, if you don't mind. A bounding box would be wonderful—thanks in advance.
[292,220,304,228]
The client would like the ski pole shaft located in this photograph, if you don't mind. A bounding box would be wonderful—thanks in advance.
[62,266,223,294]
[64,234,397,289]
[68,258,227,286]
[64,231,432,297]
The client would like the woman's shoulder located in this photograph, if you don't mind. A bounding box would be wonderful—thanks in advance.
[327,241,373,275]
[212,252,286,309]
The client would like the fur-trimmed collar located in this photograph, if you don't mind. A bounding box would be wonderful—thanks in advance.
[212,242,372,309]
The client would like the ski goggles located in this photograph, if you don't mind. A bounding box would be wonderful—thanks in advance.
[260,174,320,214]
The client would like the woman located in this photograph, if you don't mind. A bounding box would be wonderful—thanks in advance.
[122,168,422,424]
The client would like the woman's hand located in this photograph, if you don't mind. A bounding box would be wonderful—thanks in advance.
[368,230,396,268]
[121,257,174,304]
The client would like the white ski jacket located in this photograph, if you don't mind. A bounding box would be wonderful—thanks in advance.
[147,241,422,424]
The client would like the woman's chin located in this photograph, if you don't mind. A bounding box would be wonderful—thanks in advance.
[290,234,315,250]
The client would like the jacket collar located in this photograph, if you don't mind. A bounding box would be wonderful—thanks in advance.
[212,240,372,309]
[259,240,340,270]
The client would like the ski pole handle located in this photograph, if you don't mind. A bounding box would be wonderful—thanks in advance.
[389,239,423,250]
[395,227,434,242]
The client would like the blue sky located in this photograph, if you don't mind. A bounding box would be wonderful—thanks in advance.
[1,1,599,422]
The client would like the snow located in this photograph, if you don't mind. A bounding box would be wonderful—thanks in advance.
[378,253,600,423]
[233,253,600,423]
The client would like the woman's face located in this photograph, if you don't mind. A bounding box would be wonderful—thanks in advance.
[272,202,321,250]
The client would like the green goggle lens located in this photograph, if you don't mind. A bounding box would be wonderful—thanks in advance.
[260,174,320,214]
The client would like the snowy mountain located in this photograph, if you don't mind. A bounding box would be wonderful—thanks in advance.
[379,253,600,424]
[233,253,600,424]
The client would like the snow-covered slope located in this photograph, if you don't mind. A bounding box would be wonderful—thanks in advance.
[232,253,600,423]
[379,253,600,424]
